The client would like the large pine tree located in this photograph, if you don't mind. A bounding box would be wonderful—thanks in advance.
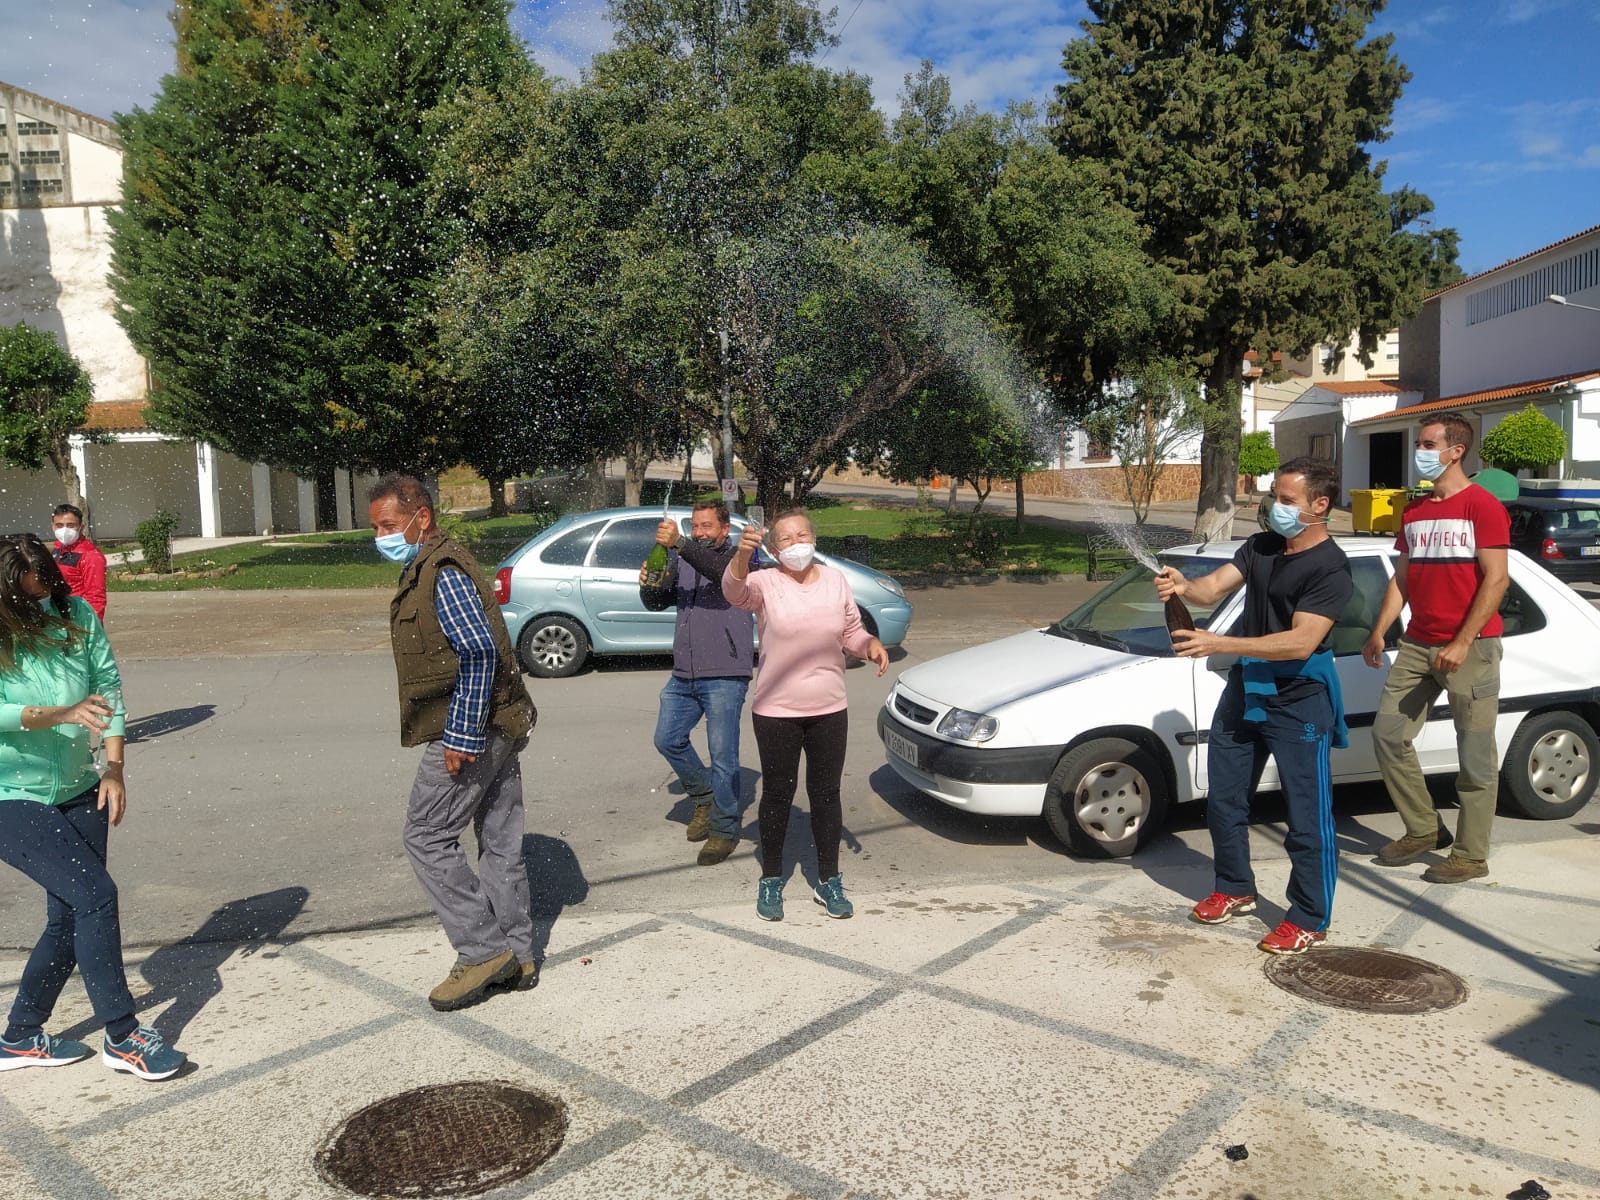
[109,0,528,478]
[1053,0,1447,538]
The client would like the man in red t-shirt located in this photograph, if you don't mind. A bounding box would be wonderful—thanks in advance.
[50,504,108,619]
[1361,413,1509,883]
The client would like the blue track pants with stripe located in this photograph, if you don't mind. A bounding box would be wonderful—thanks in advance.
[1205,671,1338,932]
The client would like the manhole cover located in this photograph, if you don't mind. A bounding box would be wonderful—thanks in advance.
[1264,946,1468,1014]
[315,1081,567,1198]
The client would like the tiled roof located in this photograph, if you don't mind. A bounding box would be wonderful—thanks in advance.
[80,401,149,432]
[1313,380,1406,396]
[1424,223,1600,301]
[1351,370,1600,425]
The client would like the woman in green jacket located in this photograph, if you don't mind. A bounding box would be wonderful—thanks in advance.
[0,533,184,1080]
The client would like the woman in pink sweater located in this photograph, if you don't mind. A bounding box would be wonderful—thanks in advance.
[724,510,888,922]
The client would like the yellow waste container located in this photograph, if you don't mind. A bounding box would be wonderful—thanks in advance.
[1351,488,1404,535]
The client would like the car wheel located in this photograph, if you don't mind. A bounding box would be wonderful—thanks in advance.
[517,615,591,679]
[1500,710,1600,820]
[1043,737,1170,858]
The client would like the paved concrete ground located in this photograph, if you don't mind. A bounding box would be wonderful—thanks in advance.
[0,840,1595,1199]
[2,519,1597,1199]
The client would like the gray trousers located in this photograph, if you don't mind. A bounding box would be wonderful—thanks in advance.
[404,731,534,964]
[1373,636,1502,863]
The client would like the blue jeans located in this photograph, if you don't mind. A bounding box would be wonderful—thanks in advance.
[653,675,748,839]
[1206,673,1339,932]
[0,791,139,1040]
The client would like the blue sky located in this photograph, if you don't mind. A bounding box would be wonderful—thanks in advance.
[4,0,1596,276]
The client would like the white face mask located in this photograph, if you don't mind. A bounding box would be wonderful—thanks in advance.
[777,543,816,572]
[54,527,80,546]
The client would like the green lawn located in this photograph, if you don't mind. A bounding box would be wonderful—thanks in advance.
[812,503,1089,575]
[106,503,1090,590]
[106,514,559,592]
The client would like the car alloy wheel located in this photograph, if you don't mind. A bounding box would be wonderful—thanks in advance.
[1501,709,1600,820]
[518,615,590,679]
[1043,736,1170,859]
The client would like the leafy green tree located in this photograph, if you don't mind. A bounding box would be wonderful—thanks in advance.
[1054,0,1441,539]
[110,0,528,482]
[1480,405,1567,474]
[874,67,1171,417]
[0,323,95,511]
[433,0,918,510]
[860,373,1039,529]
[1238,430,1279,480]
[1084,361,1209,525]
[709,217,1031,513]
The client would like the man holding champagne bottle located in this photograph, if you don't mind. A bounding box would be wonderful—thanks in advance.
[640,499,754,866]
[1154,457,1352,955]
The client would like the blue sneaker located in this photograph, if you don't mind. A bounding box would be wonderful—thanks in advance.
[0,1031,93,1071]
[813,874,854,919]
[103,1025,185,1081]
[756,876,785,922]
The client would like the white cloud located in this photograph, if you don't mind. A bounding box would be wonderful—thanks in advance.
[825,0,1083,114]
[513,0,1085,116]
[1498,0,1566,24]
[515,0,614,83]
[1381,4,1458,41]
[1391,95,1461,136]
[0,1,172,119]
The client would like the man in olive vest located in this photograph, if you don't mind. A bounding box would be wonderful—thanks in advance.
[369,475,538,1011]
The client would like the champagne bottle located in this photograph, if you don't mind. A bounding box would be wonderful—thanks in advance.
[1164,589,1196,636]
[644,539,670,587]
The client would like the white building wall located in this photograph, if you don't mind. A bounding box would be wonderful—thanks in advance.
[64,132,121,202]
[1436,231,1600,398]
[0,204,147,405]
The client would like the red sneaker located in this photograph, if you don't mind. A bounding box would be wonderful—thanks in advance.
[1257,921,1326,955]
[1191,892,1257,924]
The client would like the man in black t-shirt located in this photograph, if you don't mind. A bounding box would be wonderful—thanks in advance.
[1155,457,1353,955]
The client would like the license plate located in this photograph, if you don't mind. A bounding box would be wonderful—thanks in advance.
[1582,546,1600,557]
[884,725,919,768]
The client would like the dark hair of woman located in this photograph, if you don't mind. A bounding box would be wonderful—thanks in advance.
[0,532,85,671]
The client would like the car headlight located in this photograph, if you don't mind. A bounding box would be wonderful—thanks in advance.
[880,576,905,599]
[937,708,998,743]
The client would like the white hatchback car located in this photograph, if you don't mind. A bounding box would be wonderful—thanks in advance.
[879,539,1600,857]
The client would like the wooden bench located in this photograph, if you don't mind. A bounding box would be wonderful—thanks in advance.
[1085,528,1192,581]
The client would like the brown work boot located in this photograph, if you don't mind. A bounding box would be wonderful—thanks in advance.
[1376,820,1453,866]
[685,799,713,842]
[697,835,738,866]
[428,949,517,1012]
[1422,855,1488,884]
[490,959,539,993]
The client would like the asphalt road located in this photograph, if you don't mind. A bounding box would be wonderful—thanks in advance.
[3,578,1595,950]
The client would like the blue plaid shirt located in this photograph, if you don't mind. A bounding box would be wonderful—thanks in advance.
[434,567,497,754]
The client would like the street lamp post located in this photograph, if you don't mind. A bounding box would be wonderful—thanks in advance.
[1546,293,1600,314]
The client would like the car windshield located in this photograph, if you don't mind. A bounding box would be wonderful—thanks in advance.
[1047,555,1226,658]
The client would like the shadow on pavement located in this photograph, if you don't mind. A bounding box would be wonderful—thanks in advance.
[867,764,1065,856]
[124,705,217,743]
[1490,969,1600,1091]
[523,834,588,966]
[62,885,310,1044]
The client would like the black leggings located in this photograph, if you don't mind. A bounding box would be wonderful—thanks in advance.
[753,709,849,880]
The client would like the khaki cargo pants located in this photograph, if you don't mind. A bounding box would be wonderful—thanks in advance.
[1373,636,1502,863]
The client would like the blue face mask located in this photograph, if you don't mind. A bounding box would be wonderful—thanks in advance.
[1266,501,1309,538]
[1414,449,1447,480]
[374,512,420,564]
